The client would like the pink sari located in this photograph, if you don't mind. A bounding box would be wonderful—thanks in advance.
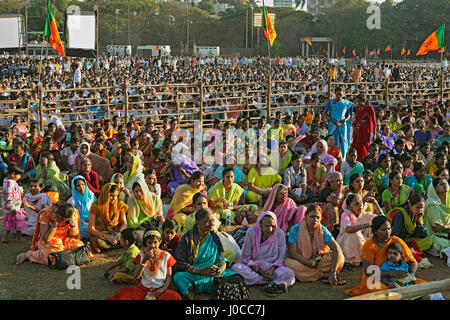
[262,184,306,233]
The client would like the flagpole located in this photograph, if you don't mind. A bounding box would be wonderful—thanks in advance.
[37,2,49,86]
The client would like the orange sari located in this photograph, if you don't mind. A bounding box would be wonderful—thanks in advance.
[345,236,426,297]
[27,206,85,265]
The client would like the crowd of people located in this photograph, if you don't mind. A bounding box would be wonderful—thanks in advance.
[1,54,450,300]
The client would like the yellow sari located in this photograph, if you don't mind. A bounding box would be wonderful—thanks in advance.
[127,180,163,229]
[167,183,206,228]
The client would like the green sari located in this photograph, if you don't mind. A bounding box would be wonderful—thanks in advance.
[424,183,450,258]
[35,161,70,199]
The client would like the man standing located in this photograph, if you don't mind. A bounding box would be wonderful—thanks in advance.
[323,87,353,159]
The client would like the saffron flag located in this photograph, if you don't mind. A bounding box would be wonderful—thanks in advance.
[407,49,411,56]
[377,49,380,55]
[305,37,312,46]
[352,49,356,56]
[44,0,65,57]
[155,45,159,52]
[262,1,276,47]
[370,50,375,56]
[365,46,368,55]
[385,44,391,52]
[401,48,406,55]
[416,24,445,56]
[342,47,346,55]
[438,45,447,53]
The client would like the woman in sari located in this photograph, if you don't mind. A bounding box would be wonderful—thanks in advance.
[337,194,376,267]
[88,183,128,253]
[262,184,306,234]
[284,204,346,286]
[145,148,168,195]
[326,135,343,172]
[345,216,425,297]
[127,180,164,231]
[173,208,236,300]
[382,171,413,213]
[111,173,130,203]
[71,142,113,184]
[67,176,97,239]
[232,211,296,296]
[167,171,207,228]
[322,87,353,159]
[389,194,433,253]
[246,155,282,205]
[123,155,145,191]
[379,124,397,151]
[16,203,87,265]
[270,141,292,174]
[35,152,70,199]
[351,94,377,162]
[137,131,152,164]
[347,173,383,215]
[78,158,101,197]
[407,162,432,196]
[304,139,338,174]
[424,177,450,258]
[25,124,43,154]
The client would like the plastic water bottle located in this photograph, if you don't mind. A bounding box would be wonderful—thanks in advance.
[225,210,232,227]
[242,216,248,228]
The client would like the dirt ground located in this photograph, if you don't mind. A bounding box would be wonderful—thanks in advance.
[1,219,449,300]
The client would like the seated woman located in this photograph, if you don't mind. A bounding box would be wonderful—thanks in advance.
[208,168,258,225]
[16,203,86,265]
[232,211,296,296]
[162,141,201,198]
[347,173,383,215]
[167,171,207,228]
[71,142,113,184]
[382,171,413,213]
[326,135,343,172]
[111,173,130,204]
[336,194,377,268]
[173,208,236,300]
[303,139,338,174]
[379,124,396,151]
[317,172,348,235]
[305,153,326,200]
[424,177,450,259]
[88,183,128,253]
[345,216,426,297]
[183,192,221,235]
[67,176,97,239]
[262,184,306,234]
[407,162,433,196]
[270,141,292,174]
[388,193,433,254]
[35,152,70,200]
[78,158,101,198]
[123,155,145,191]
[127,180,164,231]
[283,153,308,204]
[372,153,392,191]
[284,204,346,286]
[145,148,168,195]
[8,141,35,179]
[246,155,282,205]
[380,160,408,191]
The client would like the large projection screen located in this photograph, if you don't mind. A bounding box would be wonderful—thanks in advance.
[0,16,25,48]
[66,13,96,50]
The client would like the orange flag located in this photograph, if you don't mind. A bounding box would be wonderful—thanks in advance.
[352,49,356,56]
[407,49,411,56]
[305,38,312,46]
[416,24,445,55]
[370,50,375,56]
[401,48,406,55]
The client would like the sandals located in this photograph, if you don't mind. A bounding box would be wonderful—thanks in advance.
[262,282,285,297]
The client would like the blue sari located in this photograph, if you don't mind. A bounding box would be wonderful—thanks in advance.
[173,229,235,296]
[325,99,353,159]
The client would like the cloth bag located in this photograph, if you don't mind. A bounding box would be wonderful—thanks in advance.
[48,245,91,270]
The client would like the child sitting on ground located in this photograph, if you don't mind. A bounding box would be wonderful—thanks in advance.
[108,230,181,300]
[160,220,181,256]
[104,228,141,283]
[380,242,416,288]
[22,178,52,237]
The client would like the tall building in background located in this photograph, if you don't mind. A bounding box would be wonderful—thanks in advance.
[306,0,337,15]
[273,0,295,8]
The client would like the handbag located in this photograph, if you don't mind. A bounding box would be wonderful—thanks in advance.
[48,245,91,270]
[214,274,250,300]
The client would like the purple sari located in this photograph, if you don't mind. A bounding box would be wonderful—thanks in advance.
[167,153,200,197]
[231,211,296,286]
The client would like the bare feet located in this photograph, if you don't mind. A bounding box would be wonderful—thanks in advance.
[16,252,28,265]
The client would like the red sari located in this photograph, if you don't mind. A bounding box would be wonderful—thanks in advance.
[80,171,101,198]
[351,105,376,162]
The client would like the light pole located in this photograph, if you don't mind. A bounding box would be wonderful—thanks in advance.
[127,1,131,47]
[186,20,192,55]
[115,9,120,45]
